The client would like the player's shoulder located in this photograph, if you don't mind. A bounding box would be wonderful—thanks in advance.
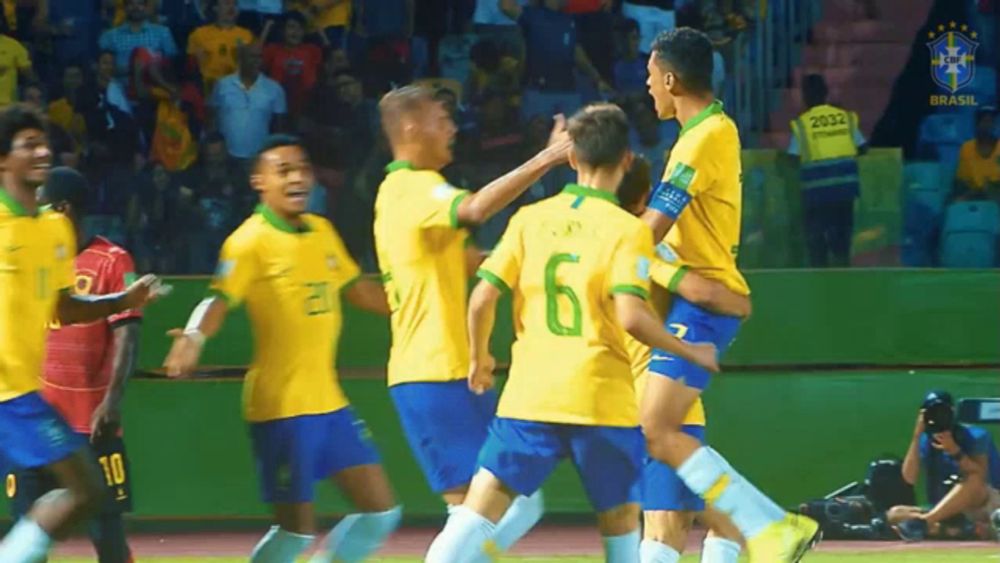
[85,236,135,261]
[224,213,269,251]
[39,207,74,236]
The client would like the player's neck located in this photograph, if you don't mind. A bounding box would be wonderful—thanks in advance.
[390,148,438,171]
[0,181,38,216]
[575,170,622,194]
[674,93,717,130]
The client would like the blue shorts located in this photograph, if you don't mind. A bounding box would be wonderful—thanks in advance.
[642,425,705,512]
[249,407,381,504]
[0,393,84,471]
[478,417,645,512]
[649,297,742,390]
[389,380,497,493]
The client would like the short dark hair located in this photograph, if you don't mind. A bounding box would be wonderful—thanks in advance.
[802,74,828,107]
[617,155,653,211]
[567,103,631,168]
[650,27,714,94]
[41,166,89,214]
[0,104,46,156]
[252,134,305,171]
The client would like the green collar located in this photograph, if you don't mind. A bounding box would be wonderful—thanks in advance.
[0,188,33,217]
[384,160,414,173]
[563,183,619,205]
[679,100,724,138]
[256,204,310,233]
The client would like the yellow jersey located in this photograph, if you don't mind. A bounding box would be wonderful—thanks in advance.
[288,0,351,30]
[210,205,360,422]
[479,184,654,427]
[625,254,705,426]
[0,192,76,402]
[187,25,254,87]
[651,100,749,295]
[0,35,30,106]
[373,161,472,387]
[956,139,1000,191]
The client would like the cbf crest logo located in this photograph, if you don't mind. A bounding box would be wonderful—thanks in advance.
[927,22,978,94]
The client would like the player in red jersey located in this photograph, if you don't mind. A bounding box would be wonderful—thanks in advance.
[5,167,140,563]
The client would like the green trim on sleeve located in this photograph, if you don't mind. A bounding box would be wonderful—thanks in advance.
[666,265,689,294]
[477,268,511,294]
[449,191,470,229]
[611,284,650,300]
[206,288,238,309]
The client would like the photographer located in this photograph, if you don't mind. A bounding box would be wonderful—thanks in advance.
[889,391,1000,541]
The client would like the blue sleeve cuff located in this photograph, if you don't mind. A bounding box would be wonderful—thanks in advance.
[648,182,691,220]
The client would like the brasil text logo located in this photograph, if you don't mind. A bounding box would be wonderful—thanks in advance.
[927,22,978,94]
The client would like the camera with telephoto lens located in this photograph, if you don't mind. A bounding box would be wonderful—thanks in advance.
[922,390,955,434]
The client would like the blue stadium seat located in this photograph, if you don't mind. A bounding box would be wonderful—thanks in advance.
[939,200,1000,268]
[902,162,948,266]
[971,66,997,106]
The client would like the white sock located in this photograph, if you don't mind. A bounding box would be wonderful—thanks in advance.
[250,525,314,563]
[640,538,681,563]
[492,490,544,550]
[676,447,783,538]
[425,506,496,563]
[309,505,402,563]
[700,537,741,563]
[604,530,640,563]
[0,518,52,563]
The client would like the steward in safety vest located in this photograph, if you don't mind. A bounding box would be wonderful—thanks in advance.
[788,73,868,267]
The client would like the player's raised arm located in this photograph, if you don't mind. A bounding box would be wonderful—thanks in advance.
[454,117,570,226]
[466,280,501,395]
[56,274,167,325]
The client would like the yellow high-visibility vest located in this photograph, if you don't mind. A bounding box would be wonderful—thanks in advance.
[790,104,862,198]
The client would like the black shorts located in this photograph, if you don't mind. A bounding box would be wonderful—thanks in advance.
[6,434,133,516]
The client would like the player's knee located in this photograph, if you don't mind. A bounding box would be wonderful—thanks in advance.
[642,424,686,463]
[596,503,640,536]
[644,511,692,546]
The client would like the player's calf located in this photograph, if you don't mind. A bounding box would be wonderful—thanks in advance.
[597,503,641,563]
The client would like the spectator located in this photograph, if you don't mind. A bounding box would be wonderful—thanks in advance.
[621,0,675,54]
[128,162,197,273]
[235,0,282,36]
[954,106,1000,200]
[890,391,1000,541]
[468,39,519,106]
[208,41,287,163]
[47,0,105,75]
[472,0,526,63]
[187,0,253,95]
[287,0,352,48]
[47,62,88,152]
[178,132,249,272]
[155,0,207,49]
[788,73,867,268]
[515,0,610,120]
[93,49,132,115]
[98,0,178,79]
[0,23,33,107]
[613,19,647,97]
[353,0,415,94]
[263,11,322,116]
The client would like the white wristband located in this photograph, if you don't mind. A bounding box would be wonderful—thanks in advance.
[183,328,206,347]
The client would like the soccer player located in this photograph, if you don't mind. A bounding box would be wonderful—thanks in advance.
[163,135,401,563]
[425,103,719,563]
[639,28,820,562]
[373,85,570,554]
[0,105,165,563]
[5,167,141,563]
[619,157,747,563]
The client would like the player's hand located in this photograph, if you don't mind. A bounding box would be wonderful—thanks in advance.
[163,329,204,378]
[90,399,121,444]
[122,274,172,310]
[687,342,720,373]
[542,114,572,165]
[468,354,496,395]
[930,431,960,456]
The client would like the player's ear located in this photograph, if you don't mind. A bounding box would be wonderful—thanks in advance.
[567,146,580,172]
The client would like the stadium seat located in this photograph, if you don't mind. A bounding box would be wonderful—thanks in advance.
[939,200,1000,268]
[901,162,948,266]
